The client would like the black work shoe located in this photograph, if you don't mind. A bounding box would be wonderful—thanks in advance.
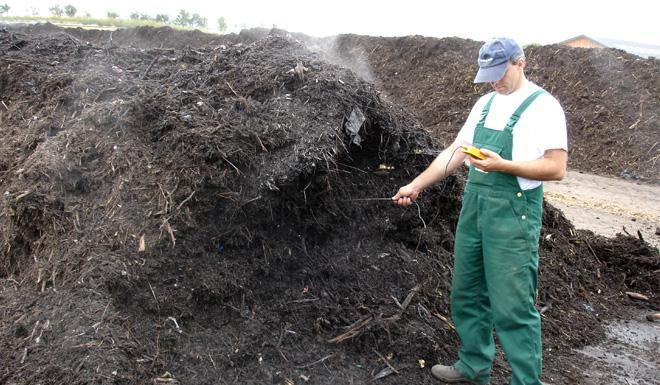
[431,364,478,383]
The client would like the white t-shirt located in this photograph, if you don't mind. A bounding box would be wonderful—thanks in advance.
[457,80,567,190]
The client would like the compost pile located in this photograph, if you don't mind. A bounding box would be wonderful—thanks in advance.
[0,25,658,385]
[327,35,660,181]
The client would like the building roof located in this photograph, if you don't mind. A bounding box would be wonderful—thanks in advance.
[559,34,660,59]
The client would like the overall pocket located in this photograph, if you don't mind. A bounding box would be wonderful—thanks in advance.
[509,197,531,243]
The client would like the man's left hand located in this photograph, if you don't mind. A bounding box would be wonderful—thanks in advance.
[468,148,507,172]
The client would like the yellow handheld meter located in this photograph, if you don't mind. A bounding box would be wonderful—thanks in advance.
[460,145,486,160]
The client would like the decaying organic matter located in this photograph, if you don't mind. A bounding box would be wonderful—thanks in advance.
[0,25,658,385]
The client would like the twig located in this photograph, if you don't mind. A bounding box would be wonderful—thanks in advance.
[93,87,117,102]
[336,162,369,174]
[221,155,241,175]
[328,315,373,343]
[161,218,176,247]
[107,31,113,48]
[622,226,631,236]
[141,53,162,80]
[432,311,456,331]
[539,303,552,315]
[294,353,336,369]
[64,33,81,47]
[20,347,28,364]
[391,296,403,309]
[626,291,649,301]
[225,81,241,98]
[0,57,32,65]
[372,367,396,381]
[290,297,319,303]
[148,282,160,311]
[22,320,40,344]
[392,285,420,311]
[254,133,268,152]
[92,301,111,330]
[373,349,399,374]
[582,238,602,265]
[148,282,161,368]
[400,285,420,311]
[647,141,659,154]
[176,191,195,211]
[628,118,641,130]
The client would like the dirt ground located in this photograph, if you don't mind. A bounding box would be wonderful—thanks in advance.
[544,171,660,248]
[577,310,659,385]
[543,174,660,385]
[0,24,658,385]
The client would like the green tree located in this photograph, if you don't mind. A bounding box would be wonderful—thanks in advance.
[107,11,119,19]
[49,5,63,17]
[64,4,76,17]
[0,4,9,15]
[190,13,207,28]
[139,14,151,21]
[155,14,170,23]
[217,16,227,33]
[174,9,191,26]
[129,12,140,20]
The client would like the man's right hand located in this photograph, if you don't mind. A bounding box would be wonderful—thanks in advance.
[392,184,420,206]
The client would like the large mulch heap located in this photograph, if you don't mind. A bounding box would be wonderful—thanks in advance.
[0,25,658,385]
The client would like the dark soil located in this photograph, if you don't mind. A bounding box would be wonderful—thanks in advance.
[0,24,658,385]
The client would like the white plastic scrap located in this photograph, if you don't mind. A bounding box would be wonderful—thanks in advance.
[345,107,366,146]
[167,316,182,333]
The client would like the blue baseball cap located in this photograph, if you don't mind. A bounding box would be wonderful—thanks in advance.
[474,38,524,83]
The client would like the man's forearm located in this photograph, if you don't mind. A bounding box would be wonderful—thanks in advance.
[499,155,566,181]
[472,148,567,181]
[411,143,466,191]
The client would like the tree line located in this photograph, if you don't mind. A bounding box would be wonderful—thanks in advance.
[0,4,227,33]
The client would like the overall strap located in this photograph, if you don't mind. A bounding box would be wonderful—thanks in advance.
[504,89,545,133]
[476,93,497,128]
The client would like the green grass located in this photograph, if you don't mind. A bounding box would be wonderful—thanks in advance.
[0,15,202,31]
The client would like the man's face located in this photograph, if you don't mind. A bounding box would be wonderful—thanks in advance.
[490,59,525,95]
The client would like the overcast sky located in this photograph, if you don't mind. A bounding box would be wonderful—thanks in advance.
[4,0,659,46]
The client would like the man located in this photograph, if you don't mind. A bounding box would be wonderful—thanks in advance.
[392,37,567,385]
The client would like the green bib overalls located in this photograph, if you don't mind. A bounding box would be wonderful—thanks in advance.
[451,90,545,385]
